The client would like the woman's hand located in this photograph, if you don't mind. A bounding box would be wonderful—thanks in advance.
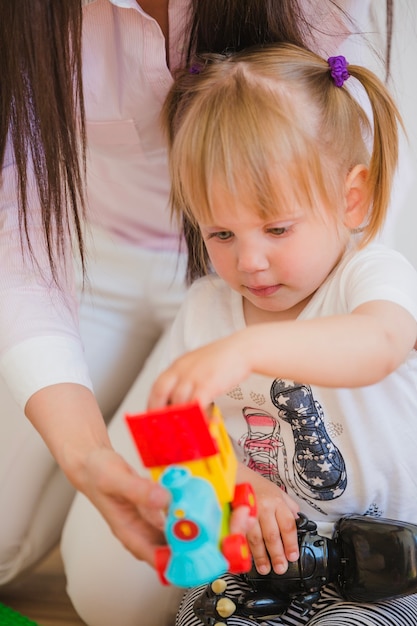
[72,446,255,567]
[238,463,300,575]
[25,383,171,566]
[76,446,171,566]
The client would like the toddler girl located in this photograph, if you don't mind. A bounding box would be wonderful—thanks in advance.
[149,43,417,625]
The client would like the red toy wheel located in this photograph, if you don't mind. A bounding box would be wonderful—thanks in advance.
[232,483,257,516]
[155,546,171,585]
[222,533,252,574]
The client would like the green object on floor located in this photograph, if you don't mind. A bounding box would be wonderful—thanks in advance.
[0,603,38,625]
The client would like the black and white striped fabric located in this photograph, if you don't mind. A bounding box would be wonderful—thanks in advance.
[176,576,417,626]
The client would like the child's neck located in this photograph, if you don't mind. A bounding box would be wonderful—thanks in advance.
[243,295,313,325]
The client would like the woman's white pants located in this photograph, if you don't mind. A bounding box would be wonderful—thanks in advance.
[0,227,186,625]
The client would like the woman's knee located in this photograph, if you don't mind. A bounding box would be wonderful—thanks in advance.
[0,468,74,585]
[0,380,74,585]
[62,493,182,626]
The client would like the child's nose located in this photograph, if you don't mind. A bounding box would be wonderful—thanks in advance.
[237,244,269,273]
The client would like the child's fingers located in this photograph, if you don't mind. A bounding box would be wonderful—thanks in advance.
[247,504,300,575]
[148,370,182,408]
[258,513,291,575]
[268,512,299,572]
[228,505,255,536]
[246,519,274,575]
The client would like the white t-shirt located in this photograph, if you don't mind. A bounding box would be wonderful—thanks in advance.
[160,244,417,526]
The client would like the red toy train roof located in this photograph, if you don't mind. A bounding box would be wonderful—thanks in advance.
[125,402,219,467]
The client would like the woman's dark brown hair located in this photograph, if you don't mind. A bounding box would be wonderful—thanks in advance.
[187,0,307,57]
[0,0,393,281]
[0,0,86,278]
[187,1,394,71]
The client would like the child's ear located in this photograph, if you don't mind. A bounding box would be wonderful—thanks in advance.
[343,164,369,230]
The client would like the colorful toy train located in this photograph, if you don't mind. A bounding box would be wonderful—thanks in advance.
[125,402,257,588]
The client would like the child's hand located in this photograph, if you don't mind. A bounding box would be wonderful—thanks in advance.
[148,332,251,409]
[238,463,300,575]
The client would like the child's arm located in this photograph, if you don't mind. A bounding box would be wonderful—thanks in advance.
[237,462,301,575]
[148,300,417,410]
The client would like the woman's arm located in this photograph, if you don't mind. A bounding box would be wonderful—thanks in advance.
[25,383,171,566]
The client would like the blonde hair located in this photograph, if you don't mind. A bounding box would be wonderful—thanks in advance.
[164,43,402,281]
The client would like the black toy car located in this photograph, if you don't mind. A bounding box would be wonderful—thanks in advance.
[194,513,417,624]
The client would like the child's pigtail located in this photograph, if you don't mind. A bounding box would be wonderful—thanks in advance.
[347,64,403,241]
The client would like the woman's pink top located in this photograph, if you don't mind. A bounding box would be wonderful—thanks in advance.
[0,0,365,408]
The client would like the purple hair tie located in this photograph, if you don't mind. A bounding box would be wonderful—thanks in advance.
[189,64,201,74]
[327,55,350,87]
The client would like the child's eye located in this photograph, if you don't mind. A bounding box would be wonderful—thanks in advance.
[267,226,288,236]
[208,231,234,241]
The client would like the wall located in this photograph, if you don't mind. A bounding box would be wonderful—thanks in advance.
[390,2,417,268]
[340,2,416,267]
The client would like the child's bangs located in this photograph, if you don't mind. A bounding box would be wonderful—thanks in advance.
[178,107,333,222]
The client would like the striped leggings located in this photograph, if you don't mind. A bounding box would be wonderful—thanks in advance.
[176,575,417,626]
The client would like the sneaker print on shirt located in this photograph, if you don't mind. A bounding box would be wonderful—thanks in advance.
[238,407,285,489]
[270,378,347,502]
[238,404,328,515]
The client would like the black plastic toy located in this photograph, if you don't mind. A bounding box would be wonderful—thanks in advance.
[194,513,417,624]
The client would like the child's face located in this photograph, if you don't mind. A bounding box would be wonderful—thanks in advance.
[199,184,349,323]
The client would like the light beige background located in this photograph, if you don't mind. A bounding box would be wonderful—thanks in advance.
[390,2,417,267]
